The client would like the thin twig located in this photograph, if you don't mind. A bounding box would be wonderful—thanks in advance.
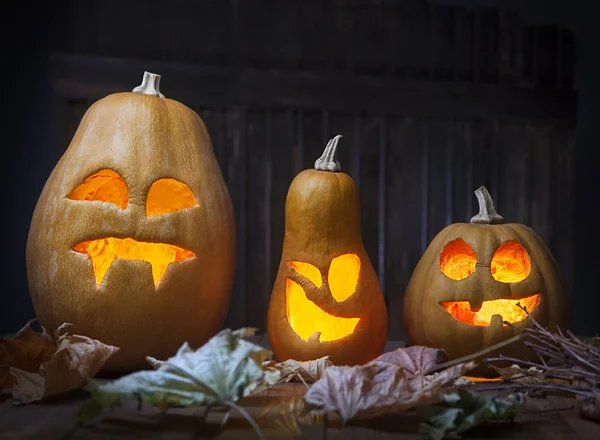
[485,304,600,405]
[431,334,526,373]
[523,403,574,414]
[477,384,594,397]
[485,356,545,370]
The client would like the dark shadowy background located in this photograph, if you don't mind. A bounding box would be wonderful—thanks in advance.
[2,0,599,339]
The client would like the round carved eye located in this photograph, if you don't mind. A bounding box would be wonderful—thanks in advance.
[439,239,477,281]
[491,241,531,283]
[328,253,361,302]
[146,178,198,216]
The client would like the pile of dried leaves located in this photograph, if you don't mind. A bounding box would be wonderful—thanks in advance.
[15,315,600,439]
[0,319,118,404]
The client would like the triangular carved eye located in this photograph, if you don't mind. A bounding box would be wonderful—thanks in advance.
[66,169,128,209]
[146,178,198,216]
[328,253,360,302]
[491,241,531,283]
[439,238,477,280]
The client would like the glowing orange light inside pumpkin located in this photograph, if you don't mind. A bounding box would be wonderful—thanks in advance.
[439,238,477,280]
[328,253,361,302]
[72,238,195,287]
[66,169,128,209]
[491,241,531,283]
[440,293,542,326]
[146,178,198,216]
[285,258,360,342]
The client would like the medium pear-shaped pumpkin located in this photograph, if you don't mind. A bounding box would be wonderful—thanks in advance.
[26,72,236,373]
[268,135,388,365]
[403,186,570,369]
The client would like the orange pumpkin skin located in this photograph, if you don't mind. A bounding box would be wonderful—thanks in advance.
[403,187,570,371]
[26,73,236,373]
[268,136,388,365]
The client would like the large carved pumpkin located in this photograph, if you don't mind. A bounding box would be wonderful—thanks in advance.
[268,135,388,365]
[403,186,570,370]
[26,72,236,373]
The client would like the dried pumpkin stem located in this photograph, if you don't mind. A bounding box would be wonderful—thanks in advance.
[470,186,504,224]
[132,71,165,98]
[314,135,343,172]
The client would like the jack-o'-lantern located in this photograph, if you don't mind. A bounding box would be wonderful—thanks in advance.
[403,186,570,371]
[26,72,236,373]
[268,135,388,365]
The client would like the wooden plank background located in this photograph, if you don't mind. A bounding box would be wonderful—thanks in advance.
[48,0,577,340]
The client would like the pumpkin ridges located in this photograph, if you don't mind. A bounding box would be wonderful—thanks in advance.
[268,136,387,365]
[27,73,235,373]
[403,188,570,375]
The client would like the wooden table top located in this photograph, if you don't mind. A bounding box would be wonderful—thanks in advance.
[1,382,599,440]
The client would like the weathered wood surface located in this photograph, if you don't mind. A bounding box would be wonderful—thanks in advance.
[1,383,599,440]
[49,53,576,122]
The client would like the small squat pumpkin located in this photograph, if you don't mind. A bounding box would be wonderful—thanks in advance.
[26,72,236,373]
[403,186,570,369]
[268,135,388,365]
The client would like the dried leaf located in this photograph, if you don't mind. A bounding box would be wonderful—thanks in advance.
[491,364,569,386]
[419,389,525,440]
[8,368,45,403]
[374,346,448,377]
[80,328,272,423]
[1,320,118,404]
[10,324,119,405]
[262,356,332,386]
[0,319,54,373]
[304,360,477,423]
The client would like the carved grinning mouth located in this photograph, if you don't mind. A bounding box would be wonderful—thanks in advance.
[439,293,542,326]
[72,237,195,288]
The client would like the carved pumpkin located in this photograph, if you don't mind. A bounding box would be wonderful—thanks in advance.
[268,135,388,365]
[403,186,570,370]
[26,72,236,373]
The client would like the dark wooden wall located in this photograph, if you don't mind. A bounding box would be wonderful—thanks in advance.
[49,0,577,340]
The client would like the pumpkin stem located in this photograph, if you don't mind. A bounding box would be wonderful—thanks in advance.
[314,135,342,172]
[470,186,504,224]
[132,71,165,98]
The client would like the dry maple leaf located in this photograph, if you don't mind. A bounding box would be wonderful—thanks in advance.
[1,320,119,405]
[304,360,477,424]
[0,319,55,390]
[373,346,448,377]
[262,356,332,386]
